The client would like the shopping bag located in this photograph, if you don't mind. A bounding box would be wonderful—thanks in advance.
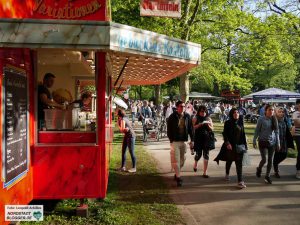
[242,152,251,166]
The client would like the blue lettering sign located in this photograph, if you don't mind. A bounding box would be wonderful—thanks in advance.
[115,34,196,60]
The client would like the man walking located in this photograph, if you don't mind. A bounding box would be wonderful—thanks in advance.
[167,100,193,186]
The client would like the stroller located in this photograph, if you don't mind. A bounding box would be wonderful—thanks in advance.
[142,117,160,142]
[157,116,167,139]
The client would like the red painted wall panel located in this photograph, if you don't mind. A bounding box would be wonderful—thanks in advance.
[96,52,109,197]
[0,0,107,21]
[32,145,102,199]
[0,48,34,225]
[38,132,96,143]
[0,49,111,223]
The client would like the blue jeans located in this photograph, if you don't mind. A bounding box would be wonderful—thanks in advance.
[293,136,300,170]
[131,112,136,124]
[122,135,136,168]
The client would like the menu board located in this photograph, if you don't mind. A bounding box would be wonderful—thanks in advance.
[2,68,28,188]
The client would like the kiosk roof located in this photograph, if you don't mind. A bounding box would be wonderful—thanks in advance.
[0,19,201,85]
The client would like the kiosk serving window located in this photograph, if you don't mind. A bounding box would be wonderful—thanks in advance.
[36,49,97,143]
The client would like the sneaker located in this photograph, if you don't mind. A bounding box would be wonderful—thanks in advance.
[256,167,261,178]
[274,172,280,178]
[296,170,300,179]
[237,181,247,189]
[117,167,126,172]
[176,177,183,187]
[225,174,230,181]
[264,176,272,184]
[128,168,136,173]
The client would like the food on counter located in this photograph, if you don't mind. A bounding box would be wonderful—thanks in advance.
[53,88,73,104]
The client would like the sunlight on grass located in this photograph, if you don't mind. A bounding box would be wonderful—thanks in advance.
[213,121,256,144]
[22,129,184,225]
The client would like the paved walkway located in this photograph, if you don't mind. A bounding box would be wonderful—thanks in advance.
[138,125,300,225]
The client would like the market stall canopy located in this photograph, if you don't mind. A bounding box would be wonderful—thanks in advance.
[0,19,201,86]
[261,98,296,103]
[243,88,300,99]
[189,92,223,100]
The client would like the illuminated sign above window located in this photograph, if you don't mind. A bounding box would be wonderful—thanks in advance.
[0,0,106,21]
[140,0,181,18]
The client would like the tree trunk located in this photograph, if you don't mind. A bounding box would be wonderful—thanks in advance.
[180,73,189,102]
[137,86,142,99]
[154,85,161,105]
[177,0,201,102]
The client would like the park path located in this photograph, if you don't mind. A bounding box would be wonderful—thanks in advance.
[134,121,300,225]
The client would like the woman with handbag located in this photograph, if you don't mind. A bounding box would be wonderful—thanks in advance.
[215,108,247,189]
[253,104,280,184]
[192,105,214,178]
[117,109,137,173]
[273,107,295,178]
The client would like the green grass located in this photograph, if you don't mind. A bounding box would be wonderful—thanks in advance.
[212,120,256,143]
[287,148,298,158]
[22,130,183,225]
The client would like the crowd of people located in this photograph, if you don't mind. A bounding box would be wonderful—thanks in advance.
[128,99,295,124]
[117,98,300,189]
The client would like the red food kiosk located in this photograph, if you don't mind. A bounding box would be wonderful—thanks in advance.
[0,1,201,224]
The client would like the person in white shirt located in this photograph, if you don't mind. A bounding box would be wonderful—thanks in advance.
[292,99,300,179]
[165,101,173,120]
[131,102,137,126]
[185,101,194,116]
[214,104,222,122]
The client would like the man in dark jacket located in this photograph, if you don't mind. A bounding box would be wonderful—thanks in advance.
[167,100,193,186]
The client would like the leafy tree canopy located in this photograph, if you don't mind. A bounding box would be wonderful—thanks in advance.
[111,0,300,99]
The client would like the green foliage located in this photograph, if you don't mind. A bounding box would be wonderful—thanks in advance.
[81,85,96,94]
[190,52,252,96]
[111,0,300,97]
[287,148,298,158]
[129,85,155,100]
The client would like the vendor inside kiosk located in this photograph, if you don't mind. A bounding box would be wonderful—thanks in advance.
[36,49,98,133]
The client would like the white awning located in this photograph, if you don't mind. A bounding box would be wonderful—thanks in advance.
[0,19,201,85]
[244,88,300,99]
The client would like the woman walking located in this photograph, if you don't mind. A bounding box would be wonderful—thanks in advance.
[192,105,213,178]
[215,108,247,188]
[273,107,294,178]
[117,109,137,173]
[130,102,137,127]
[253,104,280,184]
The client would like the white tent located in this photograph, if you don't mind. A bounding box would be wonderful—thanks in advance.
[243,88,300,100]
[189,92,223,100]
